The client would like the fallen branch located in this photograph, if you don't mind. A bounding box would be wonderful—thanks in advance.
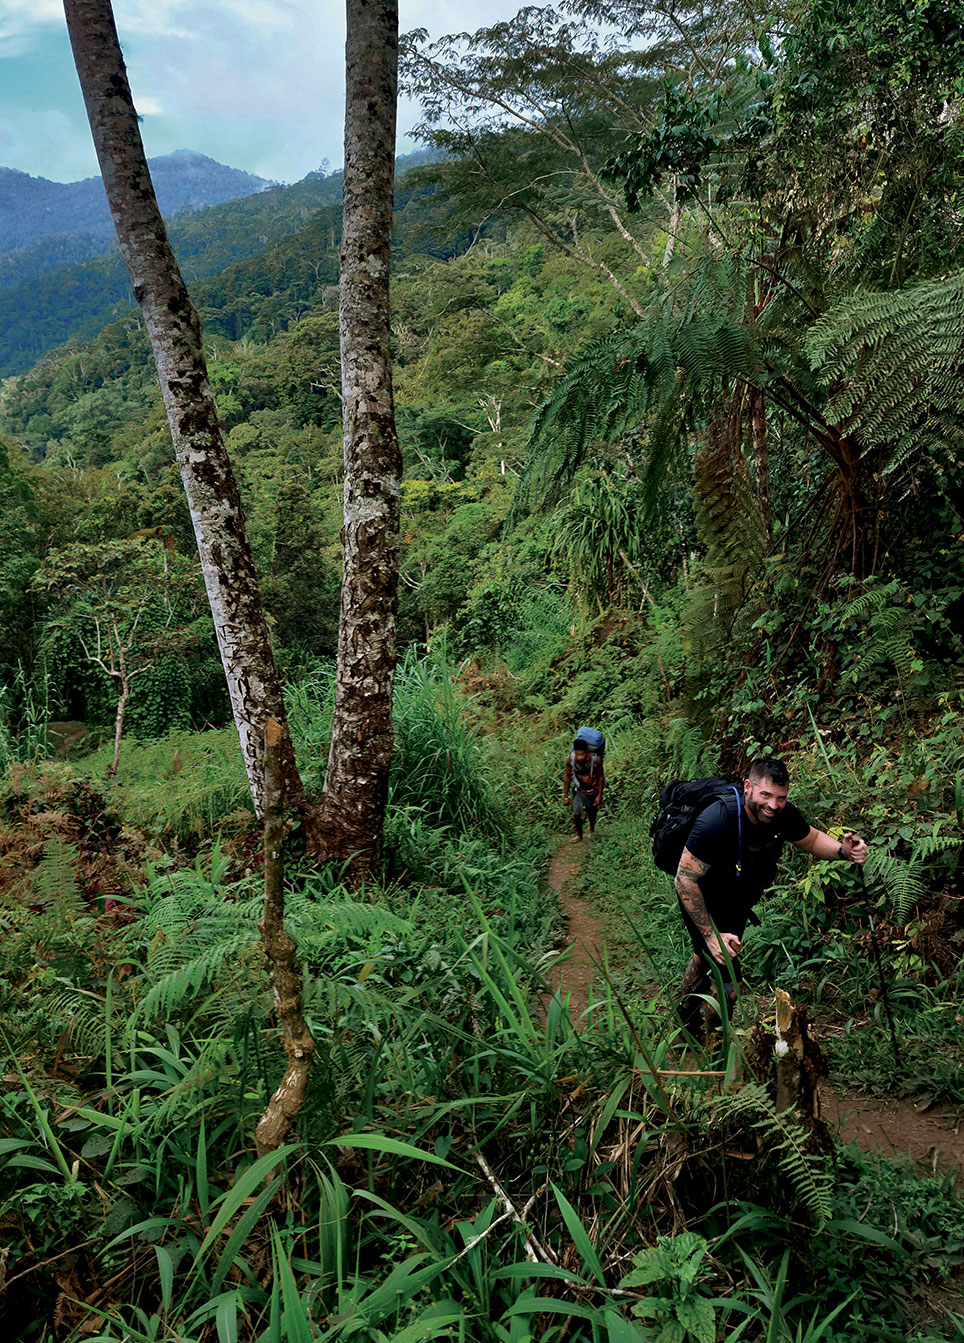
[475,1154,554,1264]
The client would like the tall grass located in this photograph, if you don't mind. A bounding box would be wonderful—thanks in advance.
[286,647,512,838]
[4,857,954,1342]
[90,726,253,837]
[0,662,53,768]
[3,649,963,1339]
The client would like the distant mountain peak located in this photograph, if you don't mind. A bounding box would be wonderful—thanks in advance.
[0,152,273,254]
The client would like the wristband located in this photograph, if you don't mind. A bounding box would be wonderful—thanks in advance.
[837,843,845,860]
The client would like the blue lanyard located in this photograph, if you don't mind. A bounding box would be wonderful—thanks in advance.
[728,785,743,877]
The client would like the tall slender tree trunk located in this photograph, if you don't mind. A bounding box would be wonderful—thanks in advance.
[748,386,772,544]
[62,0,303,818]
[256,718,314,1155]
[315,0,402,878]
[108,679,130,780]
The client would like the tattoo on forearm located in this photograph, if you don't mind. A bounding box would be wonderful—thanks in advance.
[675,851,712,937]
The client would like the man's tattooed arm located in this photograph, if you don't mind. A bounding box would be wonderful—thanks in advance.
[675,848,713,936]
[675,848,741,964]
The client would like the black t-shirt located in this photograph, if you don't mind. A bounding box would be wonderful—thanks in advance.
[685,796,810,929]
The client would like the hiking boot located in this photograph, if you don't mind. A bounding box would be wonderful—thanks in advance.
[675,991,705,1046]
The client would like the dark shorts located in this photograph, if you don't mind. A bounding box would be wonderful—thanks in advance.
[572,791,598,823]
[676,894,744,985]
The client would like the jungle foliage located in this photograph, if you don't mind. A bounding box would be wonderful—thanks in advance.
[1,0,964,1335]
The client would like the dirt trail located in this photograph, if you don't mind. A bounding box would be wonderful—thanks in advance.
[546,837,964,1185]
[821,1090,964,1183]
[546,836,605,1022]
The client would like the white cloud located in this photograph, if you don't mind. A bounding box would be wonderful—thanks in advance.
[120,0,304,41]
[0,0,528,183]
[0,0,62,44]
[134,93,164,116]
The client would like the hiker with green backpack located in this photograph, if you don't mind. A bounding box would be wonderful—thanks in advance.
[651,757,868,1044]
[564,728,606,841]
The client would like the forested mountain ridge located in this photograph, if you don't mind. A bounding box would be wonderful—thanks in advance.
[0,164,335,376]
[0,151,272,256]
[0,149,441,376]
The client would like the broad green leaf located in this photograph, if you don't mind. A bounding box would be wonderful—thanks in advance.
[551,1183,605,1284]
[271,1226,314,1343]
[687,1295,716,1343]
[604,1309,649,1341]
[155,1244,174,1319]
[195,1145,300,1263]
[824,1218,901,1250]
[215,1292,241,1343]
[505,1294,600,1322]
[326,1132,458,1170]
[7,1153,62,1174]
[493,1263,585,1284]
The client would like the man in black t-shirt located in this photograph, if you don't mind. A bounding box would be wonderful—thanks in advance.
[675,757,869,1041]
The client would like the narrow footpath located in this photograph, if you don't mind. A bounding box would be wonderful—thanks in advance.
[546,835,964,1186]
[546,836,604,1022]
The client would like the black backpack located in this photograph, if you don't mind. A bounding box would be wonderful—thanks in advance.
[650,777,743,876]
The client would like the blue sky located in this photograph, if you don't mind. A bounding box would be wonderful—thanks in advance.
[0,0,516,185]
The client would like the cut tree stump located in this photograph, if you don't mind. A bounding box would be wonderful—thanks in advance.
[748,987,834,1154]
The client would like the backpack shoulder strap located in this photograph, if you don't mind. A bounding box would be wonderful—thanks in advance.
[726,784,743,877]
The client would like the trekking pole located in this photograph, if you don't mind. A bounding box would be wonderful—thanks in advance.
[858,864,902,1072]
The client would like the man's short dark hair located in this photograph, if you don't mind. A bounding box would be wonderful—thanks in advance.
[748,757,789,787]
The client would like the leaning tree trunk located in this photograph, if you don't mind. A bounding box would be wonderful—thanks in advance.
[314,0,402,879]
[62,0,303,818]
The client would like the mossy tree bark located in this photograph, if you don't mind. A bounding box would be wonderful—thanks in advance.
[256,718,314,1155]
[314,0,402,878]
[62,0,304,819]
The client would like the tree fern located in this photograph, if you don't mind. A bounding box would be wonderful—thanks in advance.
[807,269,964,495]
[511,311,763,520]
[702,1082,834,1227]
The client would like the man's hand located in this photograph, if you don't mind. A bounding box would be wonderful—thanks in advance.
[841,832,869,864]
[705,931,741,965]
[563,795,570,808]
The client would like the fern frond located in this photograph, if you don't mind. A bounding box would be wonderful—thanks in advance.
[867,850,929,924]
[704,1083,834,1227]
[511,312,763,520]
[129,931,264,1031]
[26,836,85,915]
[45,986,110,1058]
[808,269,964,491]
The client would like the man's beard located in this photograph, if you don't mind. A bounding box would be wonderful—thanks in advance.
[746,796,780,824]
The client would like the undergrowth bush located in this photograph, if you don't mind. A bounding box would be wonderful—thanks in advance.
[78,726,252,839]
